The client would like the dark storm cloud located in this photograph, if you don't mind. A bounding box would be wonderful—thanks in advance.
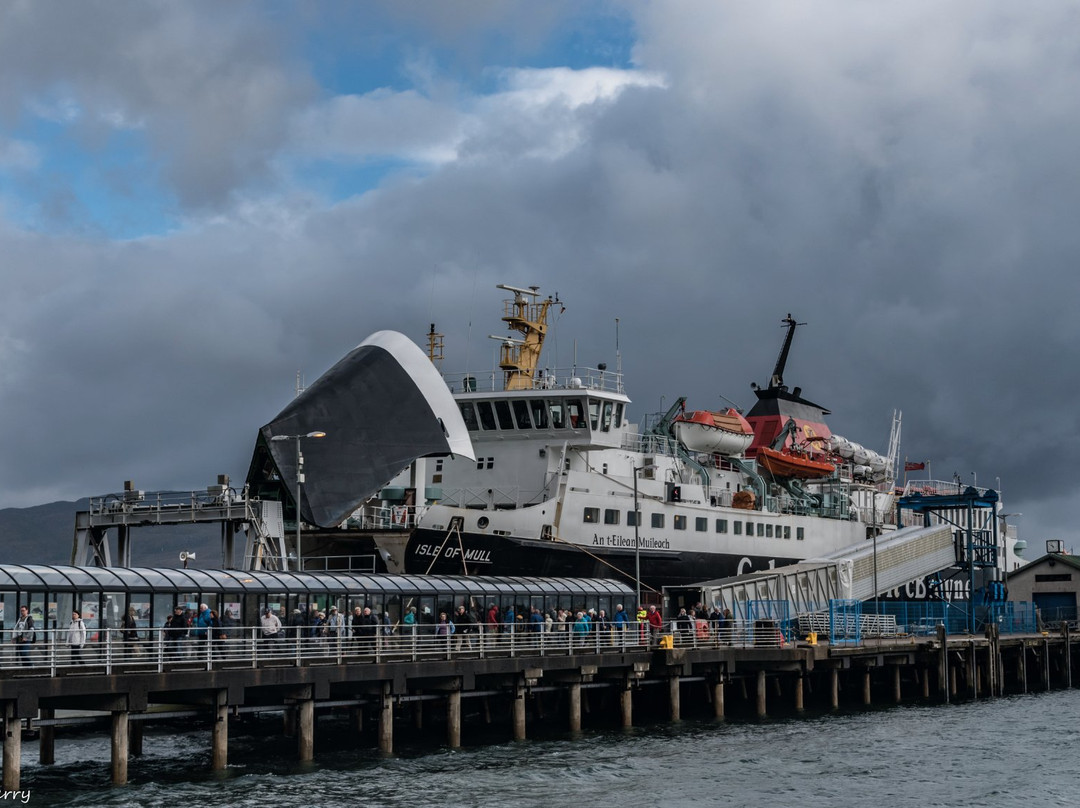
[1,1,1078,555]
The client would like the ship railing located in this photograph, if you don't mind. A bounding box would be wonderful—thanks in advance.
[344,503,425,531]
[443,365,624,395]
[621,434,681,458]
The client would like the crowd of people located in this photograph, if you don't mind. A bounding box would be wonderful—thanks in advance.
[36,600,741,663]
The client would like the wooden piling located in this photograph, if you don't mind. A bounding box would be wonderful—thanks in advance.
[620,683,633,728]
[937,624,949,703]
[670,676,681,722]
[3,703,20,790]
[1021,644,1028,693]
[1065,625,1073,689]
[447,690,461,749]
[298,698,314,762]
[512,682,526,740]
[756,670,766,717]
[39,707,54,765]
[379,685,393,755]
[568,682,582,732]
[111,710,129,785]
[212,691,228,770]
[130,718,143,757]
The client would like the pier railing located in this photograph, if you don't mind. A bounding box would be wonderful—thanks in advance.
[0,604,1043,677]
[0,620,793,676]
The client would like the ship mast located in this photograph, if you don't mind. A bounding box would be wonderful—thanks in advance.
[768,313,804,390]
[490,284,560,390]
[426,323,444,368]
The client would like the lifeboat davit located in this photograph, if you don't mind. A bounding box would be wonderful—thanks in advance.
[756,446,836,480]
[673,408,754,456]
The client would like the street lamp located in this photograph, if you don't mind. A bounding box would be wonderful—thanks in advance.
[999,512,1022,590]
[632,467,642,610]
[271,431,327,571]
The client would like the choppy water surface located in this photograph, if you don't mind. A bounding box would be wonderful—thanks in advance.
[18,690,1079,807]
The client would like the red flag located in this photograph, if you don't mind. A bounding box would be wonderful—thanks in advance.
[904,461,925,471]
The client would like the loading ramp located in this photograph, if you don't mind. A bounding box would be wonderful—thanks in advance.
[665,523,955,621]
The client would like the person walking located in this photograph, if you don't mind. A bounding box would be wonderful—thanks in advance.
[13,605,35,666]
[260,607,283,652]
[67,610,87,665]
[647,605,664,647]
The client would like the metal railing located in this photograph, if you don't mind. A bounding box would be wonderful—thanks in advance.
[794,600,1041,641]
[443,365,624,395]
[0,619,796,677]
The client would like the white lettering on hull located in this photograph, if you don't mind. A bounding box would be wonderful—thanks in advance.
[590,533,672,550]
[413,544,493,564]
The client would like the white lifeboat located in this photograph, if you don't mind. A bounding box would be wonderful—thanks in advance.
[673,408,754,456]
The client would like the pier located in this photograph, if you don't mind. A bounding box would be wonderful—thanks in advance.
[1,623,1076,788]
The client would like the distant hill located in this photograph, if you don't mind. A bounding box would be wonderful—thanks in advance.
[0,499,221,567]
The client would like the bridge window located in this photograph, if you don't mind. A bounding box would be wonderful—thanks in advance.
[459,402,478,431]
[674,515,686,530]
[651,513,665,529]
[601,401,614,432]
[614,403,624,429]
[567,398,586,429]
[512,400,532,429]
[548,400,566,428]
[695,517,708,532]
[604,509,620,525]
[589,399,601,430]
[716,519,728,533]
[477,401,497,430]
[583,508,599,523]
[529,399,549,429]
[494,400,514,429]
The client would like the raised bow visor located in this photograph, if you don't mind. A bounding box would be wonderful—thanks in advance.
[247,331,474,527]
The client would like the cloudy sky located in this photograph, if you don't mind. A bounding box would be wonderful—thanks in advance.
[1,1,1076,553]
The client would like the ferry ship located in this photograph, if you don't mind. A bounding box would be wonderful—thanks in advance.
[398,285,903,590]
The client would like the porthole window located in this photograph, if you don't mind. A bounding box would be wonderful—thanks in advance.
[477,516,490,529]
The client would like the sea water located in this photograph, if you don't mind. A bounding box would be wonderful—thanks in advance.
[17,689,1079,807]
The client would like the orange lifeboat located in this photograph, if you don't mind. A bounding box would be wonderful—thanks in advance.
[672,408,754,456]
[756,445,836,480]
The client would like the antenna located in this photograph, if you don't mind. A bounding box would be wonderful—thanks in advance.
[615,318,622,394]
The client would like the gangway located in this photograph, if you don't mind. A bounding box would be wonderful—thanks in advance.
[664,523,954,622]
[72,477,286,570]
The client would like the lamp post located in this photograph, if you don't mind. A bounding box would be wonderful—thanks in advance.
[632,466,642,610]
[271,431,327,571]
[998,512,1021,591]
